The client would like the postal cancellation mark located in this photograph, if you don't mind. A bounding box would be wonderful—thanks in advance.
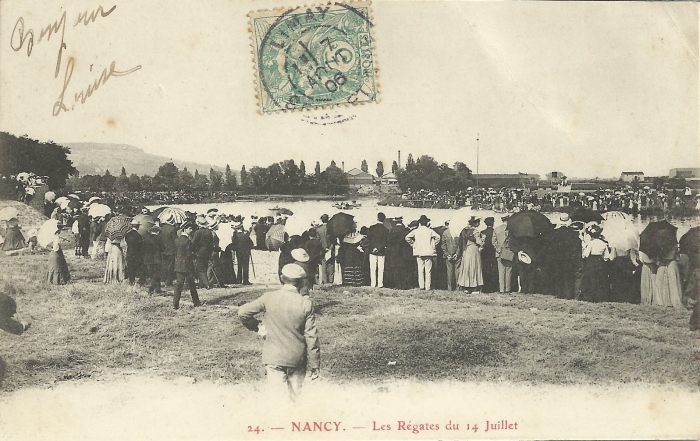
[249,2,378,114]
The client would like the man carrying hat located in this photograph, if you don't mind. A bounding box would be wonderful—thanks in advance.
[405,214,441,290]
[238,263,320,402]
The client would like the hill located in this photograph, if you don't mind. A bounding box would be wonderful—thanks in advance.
[63,142,225,177]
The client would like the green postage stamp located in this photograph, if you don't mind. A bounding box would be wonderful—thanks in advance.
[249,2,378,114]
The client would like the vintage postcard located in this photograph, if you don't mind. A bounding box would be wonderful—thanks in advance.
[0,0,698,440]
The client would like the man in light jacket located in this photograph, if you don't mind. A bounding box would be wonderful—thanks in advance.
[238,263,320,402]
[405,214,441,290]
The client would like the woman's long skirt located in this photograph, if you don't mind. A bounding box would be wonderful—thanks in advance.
[103,246,126,283]
[46,250,70,285]
[457,243,483,289]
[579,255,610,303]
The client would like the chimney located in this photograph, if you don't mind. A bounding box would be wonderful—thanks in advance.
[342,161,345,173]
[398,150,401,169]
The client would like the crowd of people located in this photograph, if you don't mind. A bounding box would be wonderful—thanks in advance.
[397,186,699,213]
[0,173,47,203]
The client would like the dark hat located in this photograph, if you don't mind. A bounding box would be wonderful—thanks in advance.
[571,221,585,231]
[377,212,386,222]
[484,217,494,226]
[468,216,481,227]
[179,221,193,231]
[320,214,329,223]
[418,214,430,225]
[206,208,219,214]
[408,220,419,229]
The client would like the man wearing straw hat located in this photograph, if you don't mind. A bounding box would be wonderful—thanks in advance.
[238,263,320,402]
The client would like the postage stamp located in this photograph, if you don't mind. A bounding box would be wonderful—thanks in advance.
[249,1,378,114]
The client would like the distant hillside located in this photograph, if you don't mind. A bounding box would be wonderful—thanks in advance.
[63,143,226,177]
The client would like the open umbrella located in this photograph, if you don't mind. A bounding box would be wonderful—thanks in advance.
[44,191,56,202]
[570,208,603,223]
[157,207,188,225]
[16,172,30,182]
[679,227,700,257]
[88,203,112,218]
[601,211,632,221]
[0,207,19,221]
[132,214,155,236]
[37,219,60,249]
[602,218,639,257]
[639,220,677,260]
[88,196,102,204]
[326,212,355,238]
[103,215,131,241]
[448,207,477,238]
[506,211,553,238]
[284,214,317,237]
[215,222,234,250]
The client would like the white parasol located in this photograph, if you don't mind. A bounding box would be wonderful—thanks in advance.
[37,219,60,249]
[0,207,20,221]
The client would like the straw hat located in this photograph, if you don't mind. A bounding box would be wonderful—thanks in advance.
[291,248,310,262]
[281,263,306,280]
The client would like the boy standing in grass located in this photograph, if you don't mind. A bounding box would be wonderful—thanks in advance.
[238,264,320,402]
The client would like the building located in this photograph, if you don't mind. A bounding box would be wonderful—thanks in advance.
[345,168,375,187]
[669,168,700,180]
[379,172,398,185]
[473,173,540,188]
[620,171,644,183]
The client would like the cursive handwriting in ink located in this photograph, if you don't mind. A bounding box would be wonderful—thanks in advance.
[74,5,116,27]
[53,57,141,116]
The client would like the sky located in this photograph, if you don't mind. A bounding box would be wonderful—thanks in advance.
[0,0,697,179]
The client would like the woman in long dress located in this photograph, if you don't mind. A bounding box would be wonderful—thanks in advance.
[579,224,611,303]
[640,251,657,305]
[46,230,70,285]
[457,220,483,293]
[103,238,126,283]
[338,229,366,287]
[653,248,683,308]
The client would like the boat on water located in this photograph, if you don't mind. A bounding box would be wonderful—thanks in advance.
[333,201,362,210]
[269,206,294,215]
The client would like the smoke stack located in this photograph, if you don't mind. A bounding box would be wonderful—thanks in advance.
[398,150,401,169]
[342,161,345,173]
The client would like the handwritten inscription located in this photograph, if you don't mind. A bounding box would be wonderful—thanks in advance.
[10,4,141,115]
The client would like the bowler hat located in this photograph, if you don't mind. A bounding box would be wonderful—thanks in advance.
[418,214,430,225]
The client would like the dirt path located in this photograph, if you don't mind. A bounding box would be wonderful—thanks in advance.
[0,376,698,440]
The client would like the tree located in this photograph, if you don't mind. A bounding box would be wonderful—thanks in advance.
[128,174,142,191]
[299,160,306,177]
[154,162,180,190]
[240,165,248,189]
[140,175,153,191]
[115,167,129,191]
[330,160,336,168]
[102,170,116,191]
[361,160,368,173]
[392,161,399,174]
[406,154,415,170]
[281,159,302,194]
[180,167,195,190]
[315,161,321,177]
[376,161,384,178]
[224,164,237,190]
[0,132,76,190]
[319,163,348,195]
[209,168,223,191]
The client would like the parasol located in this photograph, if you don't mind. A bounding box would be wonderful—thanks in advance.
[44,191,56,202]
[326,212,355,238]
[284,214,317,237]
[157,207,188,225]
[16,172,29,182]
[448,207,477,238]
[88,203,112,218]
[0,207,19,221]
[132,214,155,236]
[601,211,632,221]
[67,194,80,200]
[103,215,131,241]
[570,208,603,223]
[639,220,677,260]
[679,227,700,257]
[215,222,234,250]
[506,211,553,238]
[88,196,102,204]
[601,218,639,257]
[37,219,60,248]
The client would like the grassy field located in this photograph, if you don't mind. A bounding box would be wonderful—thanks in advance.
[1,243,699,393]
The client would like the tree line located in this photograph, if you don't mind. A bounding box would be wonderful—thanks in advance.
[0,132,76,190]
[66,159,350,195]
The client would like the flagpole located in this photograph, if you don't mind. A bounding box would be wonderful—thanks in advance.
[476,133,480,188]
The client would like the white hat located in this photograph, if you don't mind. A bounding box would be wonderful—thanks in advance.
[518,250,532,265]
[291,248,309,262]
[281,263,307,279]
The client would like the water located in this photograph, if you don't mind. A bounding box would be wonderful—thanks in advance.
[160,199,700,239]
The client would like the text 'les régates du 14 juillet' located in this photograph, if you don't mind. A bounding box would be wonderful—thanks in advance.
[246,419,519,434]
[9,4,142,116]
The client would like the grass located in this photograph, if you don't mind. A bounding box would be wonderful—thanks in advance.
[1,247,698,393]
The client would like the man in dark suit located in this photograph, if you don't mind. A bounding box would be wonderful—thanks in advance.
[125,219,144,286]
[366,212,389,288]
[173,222,201,309]
[159,221,177,286]
[192,216,214,289]
[143,225,164,294]
[77,208,91,258]
[231,222,254,285]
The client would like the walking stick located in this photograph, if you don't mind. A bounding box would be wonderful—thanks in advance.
[249,251,256,279]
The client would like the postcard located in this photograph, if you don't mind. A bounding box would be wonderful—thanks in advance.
[0,0,698,439]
